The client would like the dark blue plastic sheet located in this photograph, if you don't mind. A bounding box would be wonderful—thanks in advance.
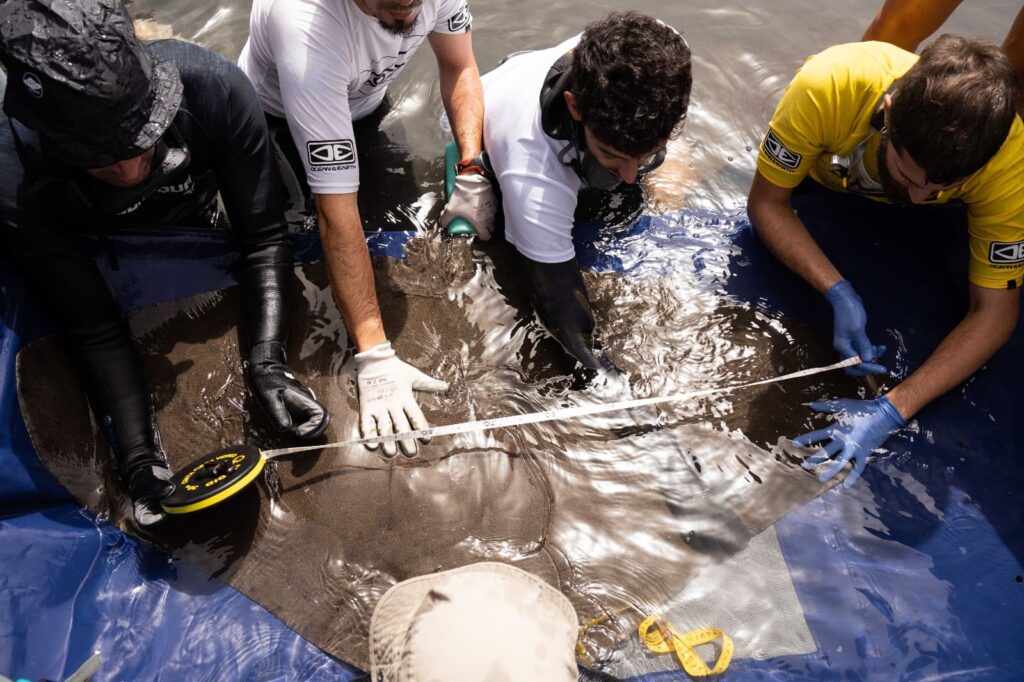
[2,199,1022,680]
[0,232,361,681]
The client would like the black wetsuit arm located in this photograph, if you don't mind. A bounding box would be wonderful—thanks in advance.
[2,222,162,477]
[174,41,294,363]
[519,253,606,369]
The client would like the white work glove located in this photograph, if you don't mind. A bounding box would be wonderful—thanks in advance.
[441,172,498,240]
[354,341,449,457]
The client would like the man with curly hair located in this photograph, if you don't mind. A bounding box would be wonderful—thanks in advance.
[478,11,692,369]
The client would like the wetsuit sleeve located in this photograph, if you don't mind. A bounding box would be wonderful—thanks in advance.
[433,0,472,33]
[203,53,295,357]
[1,218,163,477]
[519,253,607,370]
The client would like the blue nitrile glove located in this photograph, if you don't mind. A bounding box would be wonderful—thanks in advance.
[794,395,908,488]
[825,280,887,376]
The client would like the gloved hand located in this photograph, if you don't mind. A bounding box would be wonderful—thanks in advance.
[355,341,449,457]
[127,462,175,527]
[794,395,908,488]
[441,157,498,240]
[520,255,615,371]
[825,279,887,376]
[248,342,330,440]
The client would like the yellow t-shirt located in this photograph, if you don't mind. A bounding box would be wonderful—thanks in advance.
[756,41,1024,289]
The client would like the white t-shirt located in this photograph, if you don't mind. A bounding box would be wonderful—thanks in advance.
[483,35,582,264]
[239,0,472,193]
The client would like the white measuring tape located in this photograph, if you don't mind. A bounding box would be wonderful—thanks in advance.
[263,356,861,460]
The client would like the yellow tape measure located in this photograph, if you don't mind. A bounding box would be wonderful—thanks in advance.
[638,615,734,677]
[155,356,862,515]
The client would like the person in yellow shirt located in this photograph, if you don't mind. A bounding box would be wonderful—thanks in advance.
[748,35,1023,487]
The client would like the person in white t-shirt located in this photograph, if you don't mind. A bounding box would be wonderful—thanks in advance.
[479,11,692,369]
[240,0,493,457]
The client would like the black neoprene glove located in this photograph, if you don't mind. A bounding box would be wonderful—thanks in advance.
[247,341,330,439]
[239,241,330,440]
[519,254,613,371]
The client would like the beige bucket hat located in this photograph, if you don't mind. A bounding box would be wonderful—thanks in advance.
[369,562,580,681]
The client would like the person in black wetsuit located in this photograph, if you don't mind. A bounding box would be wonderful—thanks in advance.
[0,0,329,526]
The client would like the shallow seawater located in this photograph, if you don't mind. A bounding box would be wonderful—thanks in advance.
[20,226,859,668]
[105,0,1022,674]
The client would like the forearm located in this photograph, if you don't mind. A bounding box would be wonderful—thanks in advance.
[438,58,483,160]
[1003,6,1024,106]
[520,253,606,369]
[747,177,842,294]
[314,193,386,352]
[8,237,160,470]
[886,300,1018,419]
[239,241,293,356]
[861,0,962,51]
[73,319,161,471]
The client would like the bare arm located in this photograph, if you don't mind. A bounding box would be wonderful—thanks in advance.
[747,171,843,294]
[1003,7,1024,112]
[861,0,963,52]
[887,284,1020,419]
[429,30,483,160]
[314,192,387,352]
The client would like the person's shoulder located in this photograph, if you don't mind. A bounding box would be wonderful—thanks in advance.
[0,114,28,208]
[262,0,348,37]
[966,115,1024,199]
[155,40,260,103]
[149,39,243,87]
[799,41,918,85]
[0,112,53,225]
[150,41,262,134]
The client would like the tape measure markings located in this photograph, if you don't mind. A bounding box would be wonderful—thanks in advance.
[263,356,861,460]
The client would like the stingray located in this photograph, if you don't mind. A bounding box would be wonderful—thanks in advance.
[16,233,855,668]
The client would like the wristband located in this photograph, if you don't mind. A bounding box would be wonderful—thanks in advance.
[455,157,487,175]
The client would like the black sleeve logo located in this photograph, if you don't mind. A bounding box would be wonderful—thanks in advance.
[447,5,472,32]
[762,129,802,171]
[989,240,1024,264]
[307,139,355,166]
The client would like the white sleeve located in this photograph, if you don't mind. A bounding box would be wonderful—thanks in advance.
[499,169,580,263]
[433,0,472,34]
[268,8,361,194]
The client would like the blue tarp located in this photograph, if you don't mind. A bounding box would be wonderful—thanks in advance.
[2,196,1022,680]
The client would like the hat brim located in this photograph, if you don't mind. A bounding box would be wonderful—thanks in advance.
[133,56,184,154]
[369,562,579,681]
[43,53,183,168]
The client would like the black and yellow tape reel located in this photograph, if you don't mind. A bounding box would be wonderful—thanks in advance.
[161,444,266,514]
